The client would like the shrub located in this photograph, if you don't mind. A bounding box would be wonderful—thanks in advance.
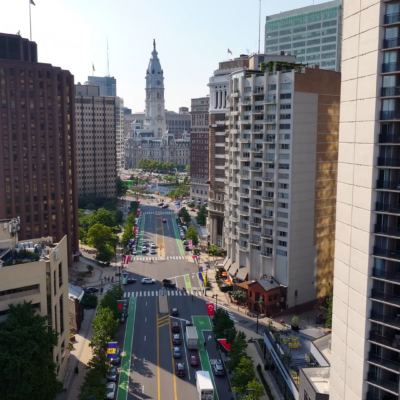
[256,364,275,400]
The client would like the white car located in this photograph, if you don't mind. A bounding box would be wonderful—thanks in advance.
[106,382,116,399]
[142,247,147,253]
[150,243,156,249]
[132,249,137,255]
[141,278,156,284]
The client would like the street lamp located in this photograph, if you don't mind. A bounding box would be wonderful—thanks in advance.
[256,298,264,334]
[212,294,219,310]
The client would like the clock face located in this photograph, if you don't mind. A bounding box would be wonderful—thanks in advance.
[156,80,161,86]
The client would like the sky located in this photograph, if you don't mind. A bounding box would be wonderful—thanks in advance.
[1,0,330,113]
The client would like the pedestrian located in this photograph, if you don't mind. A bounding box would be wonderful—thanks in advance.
[100,287,103,295]
[74,366,79,374]
[204,341,206,348]
[111,276,114,283]
[191,293,194,301]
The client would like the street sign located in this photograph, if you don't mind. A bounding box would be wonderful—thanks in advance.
[107,342,118,359]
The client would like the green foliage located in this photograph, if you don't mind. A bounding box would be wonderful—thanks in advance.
[320,286,333,329]
[102,198,118,211]
[232,357,256,394]
[208,244,225,257]
[260,61,303,73]
[78,369,107,400]
[98,284,124,320]
[137,159,176,173]
[242,378,266,400]
[96,243,115,263]
[231,290,247,304]
[291,315,299,327]
[186,225,198,246]
[81,293,98,309]
[87,224,114,248]
[212,308,236,350]
[92,208,116,228]
[116,177,128,197]
[256,363,275,400]
[179,207,191,225]
[86,264,94,274]
[79,227,87,242]
[91,307,119,351]
[0,302,63,400]
[168,185,190,198]
[196,205,207,226]
[187,201,195,208]
[227,332,248,372]
[185,165,190,172]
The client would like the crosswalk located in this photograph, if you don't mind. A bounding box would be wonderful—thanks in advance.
[131,256,185,261]
[141,211,174,215]
[123,288,204,298]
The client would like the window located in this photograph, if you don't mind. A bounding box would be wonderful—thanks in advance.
[279,44,291,51]
[278,211,288,218]
[280,93,291,100]
[279,134,291,140]
[293,41,306,48]
[276,249,287,257]
[280,83,291,90]
[308,23,321,30]
[279,36,292,43]
[321,44,336,52]
[268,84,276,91]
[267,104,276,111]
[279,183,289,189]
[321,51,336,59]
[280,114,291,120]
[322,20,337,28]
[266,38,279,45]
[278,202,289,209]
[279,164,289,169]
[306,46,320,53]
[280,124,291,129]
[280,144,290,150]
[321,36,336,44]
[278,240,287,247]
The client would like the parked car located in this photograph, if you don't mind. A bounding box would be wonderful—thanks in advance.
[132,249,137,255]
[176,362,186,377]
[173,334,181,345]
[126,278,137,284]
[162,204,169,208]
[84,287,99,294]
[141,278,156,284]
[171,322,180,333]
[107,366,118,382]
[142,246,147,253]
[111,348,121,365]
[184,246,190,251]
[213,362,225,376]
[150,249,156,255]
[173,347,182,358]
[171,308,179,316]
[106,382,116,399]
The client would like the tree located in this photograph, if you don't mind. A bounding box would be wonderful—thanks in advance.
[0,302,63,400]
[91,307,119,351]
[78,369,107,400]
[98,284,124,320]
[116,177,128,197]
[242,378,265,400]
[196,205,207,226]
[179,207,191,225]
[227,331,248,372]
[320,286,333,329]
[185,165,190,173]
[231,290,247,305]
[87,224,114,248]
[92,208,116,228]
[232,357,256,394]
[79,227,87,242]
[96,243,115,263]
[186,225,199,246]
[212,308,236,350]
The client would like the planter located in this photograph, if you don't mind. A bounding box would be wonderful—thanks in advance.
[291,325,299,332]
[69,335,76,342]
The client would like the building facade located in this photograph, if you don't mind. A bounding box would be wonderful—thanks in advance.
[190,96,210,205]
[0,33,79,260]
[0,218,70,382]
[87,75,116,96]
[115,96,125,172]
[75,84,117,199]
[124,41,190,168]
[224,61,340,309]
[265,0,342,72]
[330,1,400,400]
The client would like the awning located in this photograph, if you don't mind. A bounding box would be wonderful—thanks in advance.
[229,262,239,276]
[221,271,228,276]
[216,257,228,268]
[236,267,249,281]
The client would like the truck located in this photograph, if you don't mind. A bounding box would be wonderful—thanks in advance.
[196,371,214,400]
[186,326,198,350]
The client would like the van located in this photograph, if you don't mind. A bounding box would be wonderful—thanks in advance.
[182,226,188,232]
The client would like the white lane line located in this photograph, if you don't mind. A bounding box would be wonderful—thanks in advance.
[139,292,142,297]
[144,336,146,341]
[147,291,150,296]
[180,319,191,380]
[155,292,158,296]
[124,292,127,298]
[151,291,154,296]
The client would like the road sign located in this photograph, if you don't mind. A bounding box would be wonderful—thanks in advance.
[107,342,118,359]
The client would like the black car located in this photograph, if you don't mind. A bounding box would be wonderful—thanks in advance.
[84,287,99,294]
[111,348,121,365]
[171,322,180,333]
[184,246,190,251]
[185,320,193,327]
[171,308,179,316]
[126,278,137,284]
[176,363,186,377]
[162,204,169,208]
[162,279,176,288]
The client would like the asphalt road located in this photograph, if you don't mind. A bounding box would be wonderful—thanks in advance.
[114,203,234,400]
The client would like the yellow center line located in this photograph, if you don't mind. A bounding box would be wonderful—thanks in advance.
[156,301,161,400]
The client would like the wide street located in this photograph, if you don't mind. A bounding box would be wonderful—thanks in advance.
[113,202,233,400]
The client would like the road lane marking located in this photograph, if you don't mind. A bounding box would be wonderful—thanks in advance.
[184,275,192,292]
[167,312,178,400]
[144,336,146,341]
[156,301,161,400]
[180,319,191,380]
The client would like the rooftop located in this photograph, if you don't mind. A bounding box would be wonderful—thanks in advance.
[302,367,330,394]
[249,278,280,291]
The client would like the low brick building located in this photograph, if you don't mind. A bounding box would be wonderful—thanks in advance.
[247,278,283,317]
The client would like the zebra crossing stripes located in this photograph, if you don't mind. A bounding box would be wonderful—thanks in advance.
[123,289,203,298]
[166,256,185,260]
[131,256,185,261]
[141,211,174,215]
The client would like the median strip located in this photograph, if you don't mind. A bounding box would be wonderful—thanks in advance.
[184,274,192,292]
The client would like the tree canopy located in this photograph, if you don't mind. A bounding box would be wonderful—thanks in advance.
[196,205,207,226]
[227,332,248,372]
[0,302,63,400]
[137,159,176,173]
[232,357,256,394]
[116,177,128,197]
[212,308,236,351]
[186,225,199,246]
[87,224,115,248]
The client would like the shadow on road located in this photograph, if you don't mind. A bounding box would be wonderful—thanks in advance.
[131,354,154,378]
[128,380,152,399]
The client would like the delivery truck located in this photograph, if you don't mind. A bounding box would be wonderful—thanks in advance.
[186,326,198,350]
[196,371,214,400]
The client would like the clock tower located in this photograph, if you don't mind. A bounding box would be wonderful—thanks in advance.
[144,39,167,137]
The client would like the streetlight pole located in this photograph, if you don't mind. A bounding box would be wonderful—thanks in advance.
[212,294,218,310]
[256,298,264,334]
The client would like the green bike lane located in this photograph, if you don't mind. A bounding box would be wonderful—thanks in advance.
[117,297,137,400]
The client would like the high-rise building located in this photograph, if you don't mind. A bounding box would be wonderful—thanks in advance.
[0,33,79,261]
[0,218,70,382]
[75,84,117,199]
[265,0,342,72]
[87,75,116,96]
[124,107,132,115]
[190,96,210,205]
[115,96,125,172]
[224,58,340,310]
[330,1,400,399]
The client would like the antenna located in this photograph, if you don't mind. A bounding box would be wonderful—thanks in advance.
[107,36,110,77]
[258,0,261,54]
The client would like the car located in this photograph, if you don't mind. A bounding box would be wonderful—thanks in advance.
[173,347,182,358]
[157,203,164,207]
[213,362,225,376]
[142,247,147,253]
[107,366,118,381]
[181,236,186,241]
[111,348,121,365]
[162,219,167,223]
[120,314,126,323]
[150,249,156,255]
[190,208,196,212]
[84,287,99,294]
[176,362,186,377]
[126,278,137,284]
[162,279,176,288]
[141,278,156,284]
[185,246,190,251]
[190,355,200,367]
[142,241,148,246]
[106,382,116,399]
[171,308,179,316]
[150,243,156,248]
[132,249,137,255]
[171,322,180,333]
[173,334,181,345]
[162,204,169,208]
[183,240,188,245]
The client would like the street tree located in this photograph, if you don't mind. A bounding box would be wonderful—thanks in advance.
[92,208,116,228]
[227,331,248,371]
[232,357,256,394]
[179,207,191,224]
[0,302,63,400]
[242,378,265,400]
[185,165,190,173]
[87,223,114,248]
[186,225,199,246]
[196,205,207,226]
[231,290,247,305]
[116,177,128,197]
[98,284,124,320]
[96,242,115,263]
[78,369,107,400]
[212,308,236,350]
[88,345,110,378]
[91,307,119,350]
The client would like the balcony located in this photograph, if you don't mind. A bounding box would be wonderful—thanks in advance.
[261,251,273,258]
[211,198,225,204]
[263,158,275,163]
[238,156,250,162]
[375,224,400,238]
[249,221,261,227]
[369,331,400,352]
[262,196,274,201]
[261,232,273,239]
[367,373,399,395]
[230,146,240,152]
[231,91,240,98]
[238,209,250,216]
[380,111,400,120]
[237,226,249,234]
[238,138,251,143]
[368,352,400,373]
[382,62,400,73]
[249,240,261,246]
[382,87,400,97]
[251,109,264,115]
[230,199,239,205]
[230,129,238,134]
[250,166,262,172]
[384,37,400,49]
[238,174,250,180]
[376,202,400,214]
[231,181,239,187]
[379,133,400,144]
[374,246,400,261]
[238,245,249,252]
[264,118,276,124]
[261,176,274,182]
[370,310,400,329]
[230,216,238,222]
[229,233,237,240]
[385,12,400,25]
[249,203,261,209]
[376,180,400,190]
[378,157,400,167]
[265,96,276,104]
[264,138,276,144]
[372,267,400,284]
[250,147,263,153]
[239,119,251,125]
[371,289,400,307]
[230,164,240,171]
[239,192,250,198]
[262,214,274,221]
[230,110,239,116]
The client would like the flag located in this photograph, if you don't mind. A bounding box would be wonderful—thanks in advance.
[107,342,118,359]
[228,48,232,55]
[123,255,130,265]
[207,303,215,317]
[217,339,231,352]
[122,273,129,284]
[92,63,95,71]
[30,0,36,5]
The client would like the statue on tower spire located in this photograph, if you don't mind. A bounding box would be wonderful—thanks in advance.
[153,39,156,50]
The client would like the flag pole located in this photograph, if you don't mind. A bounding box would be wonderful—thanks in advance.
[29,0,32,41]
